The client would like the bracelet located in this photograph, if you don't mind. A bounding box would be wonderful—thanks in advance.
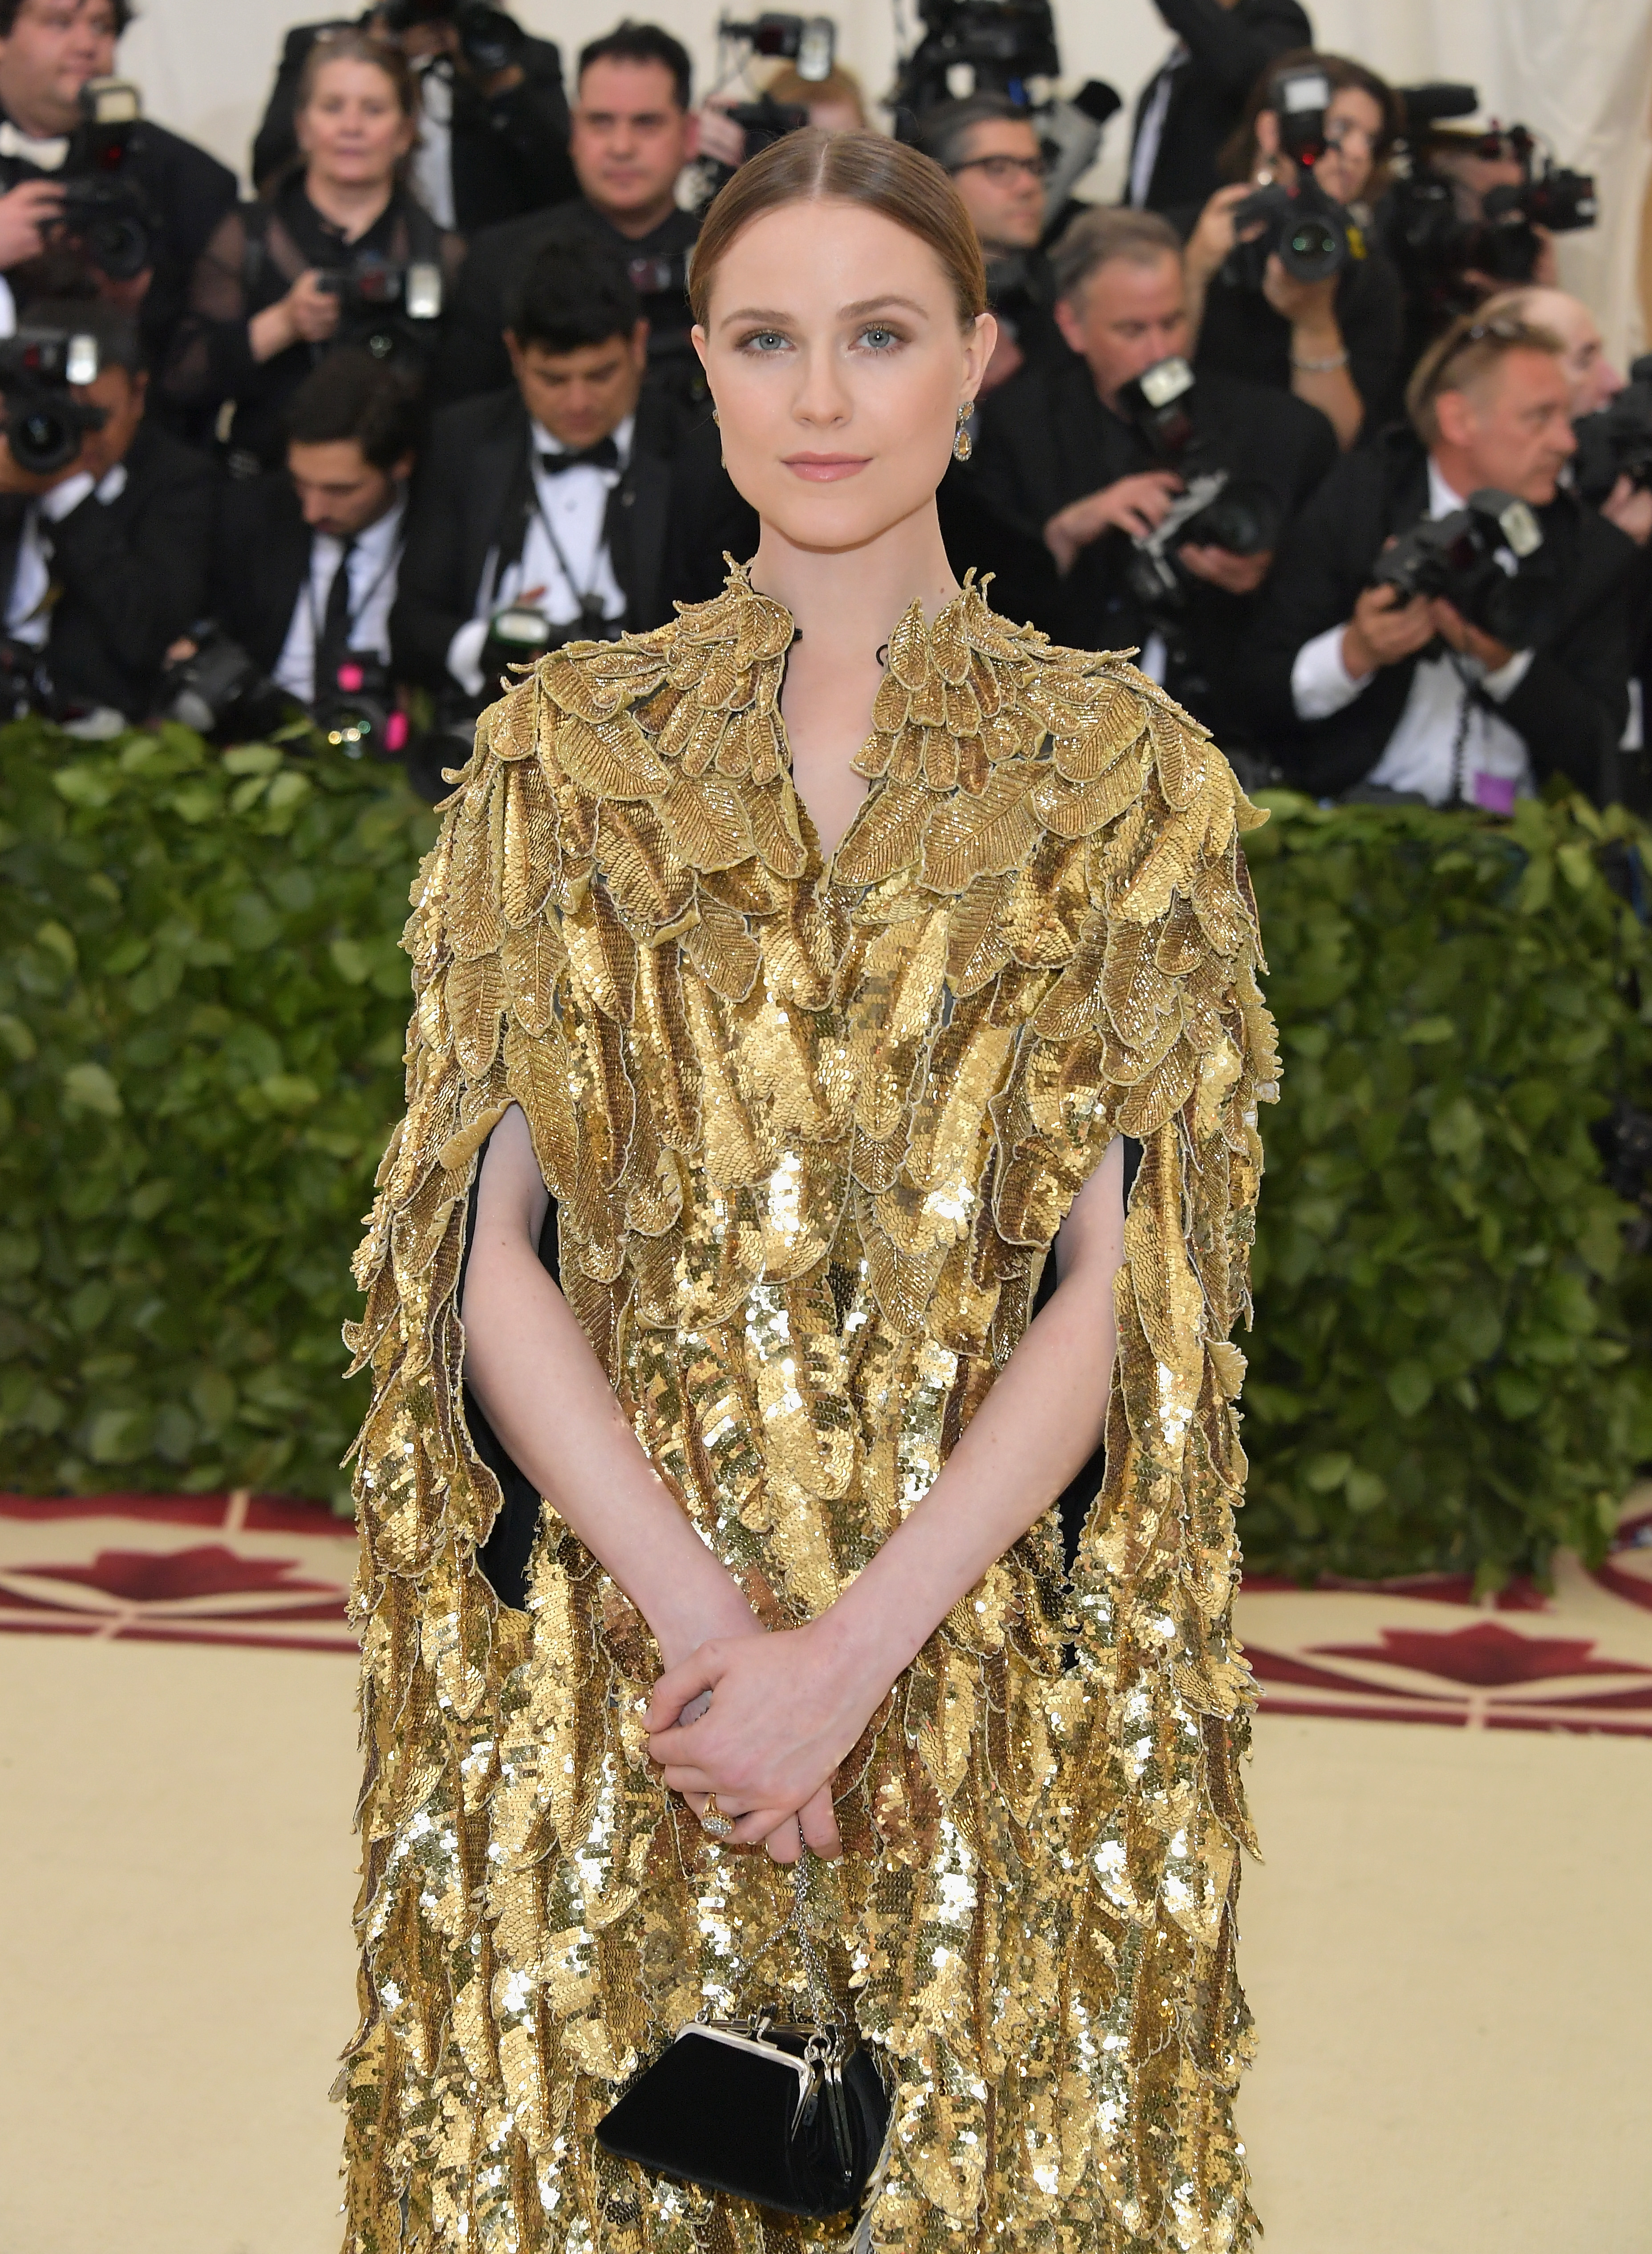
[1292,346,1350,374]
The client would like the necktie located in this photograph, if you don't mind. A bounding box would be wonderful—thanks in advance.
[315,537,357,701]
[537,436,621,474]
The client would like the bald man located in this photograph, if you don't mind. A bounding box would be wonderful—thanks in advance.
[1484,286,1652,546]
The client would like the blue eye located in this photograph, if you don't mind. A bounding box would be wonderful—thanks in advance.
[859,325,900,350]
[741,330,788,353]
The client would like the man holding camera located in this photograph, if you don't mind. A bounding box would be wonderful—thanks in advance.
[431,23,703,412]
[963,206,1335,745]
[915,94,1066,394]
[0,0,236,371]
[1251,312,1638,806]
[188,350,417,730]
[253,4,575,237]
[393,240,679,727]
[1125,0,1312,215]
[0,295,212,720]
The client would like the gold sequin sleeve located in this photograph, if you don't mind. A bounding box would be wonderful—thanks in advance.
[340,568,1278,2254]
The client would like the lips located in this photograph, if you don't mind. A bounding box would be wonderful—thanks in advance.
[782,455,871,482]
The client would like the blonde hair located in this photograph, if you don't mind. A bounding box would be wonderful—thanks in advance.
[1406,310,1565,446]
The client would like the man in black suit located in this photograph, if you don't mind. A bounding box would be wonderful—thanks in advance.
[393,240,682,722]
[1124,0,1312,216]
[915,94,1069,396]
[429,22,703,412]
[202,350,419,719]
[961,206,1336,749]
[252,5,575,236]
[0,296,213,720]
[1249,311,1639,806]
[0,0,237,375]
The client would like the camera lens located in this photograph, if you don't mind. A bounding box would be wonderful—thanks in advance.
[8,405,73,475]
[1281,216,1343,282]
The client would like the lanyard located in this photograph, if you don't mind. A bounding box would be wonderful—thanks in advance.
[525,456,620,622]
[306,526,403,657]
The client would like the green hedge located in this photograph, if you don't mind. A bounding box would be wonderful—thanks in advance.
[1,718,1648,1577]
[1243,791,1652,1584]
[0,719,433,1506]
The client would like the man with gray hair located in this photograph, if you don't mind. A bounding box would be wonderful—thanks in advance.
[962,202,1335,748]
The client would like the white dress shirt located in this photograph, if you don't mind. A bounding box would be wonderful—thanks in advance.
[1127,46,1186,208]
[272,494,405,708]
[445,414,632,698]
[1289,460,1537,810]
[5,460,129,646]
[409,60,456,231]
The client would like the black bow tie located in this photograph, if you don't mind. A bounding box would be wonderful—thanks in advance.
[537,437,620,474]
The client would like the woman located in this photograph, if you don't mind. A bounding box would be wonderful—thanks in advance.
[343,130,1274,2253]
[163,32,461,469]
[1182,52,1405,449]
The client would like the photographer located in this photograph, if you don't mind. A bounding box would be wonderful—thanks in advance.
[0,296,212,720]
[163,32,461,473]
[964,205,1335,743]
[1478,285,1652,549]
[1181,52,1404,448]
[186,350,417,726]
[0,0,236,372]
[1125,0,1312,215]
[431,23,702,411]
[1251,311,1639,806]
[915,94,1066,393]
[393,240,680,714]
[252,5,575,235]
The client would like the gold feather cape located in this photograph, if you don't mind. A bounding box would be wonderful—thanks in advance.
[340,566,1278,2254]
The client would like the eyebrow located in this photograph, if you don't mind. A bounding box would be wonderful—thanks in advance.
[717,295,932,328]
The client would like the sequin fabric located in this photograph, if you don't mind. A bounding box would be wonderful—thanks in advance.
[341,565,1278,2254]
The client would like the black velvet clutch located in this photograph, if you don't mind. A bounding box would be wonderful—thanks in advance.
[595,1853,892,2223]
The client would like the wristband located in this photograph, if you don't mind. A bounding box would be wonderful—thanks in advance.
[1291,347,1350,374]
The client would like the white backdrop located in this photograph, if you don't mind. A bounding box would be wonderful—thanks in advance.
[121,0,1652,355]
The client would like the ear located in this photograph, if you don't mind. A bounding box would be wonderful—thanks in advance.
[391,450,416,484]
[1433,386,1475,451]
[961,309,997,400]
[690,321,709,375]
[630,317,650,371]
[683,108,700,161]
[504,328,525,379]
[1053,294,1086,357]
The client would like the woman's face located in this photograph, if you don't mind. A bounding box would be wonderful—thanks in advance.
[298,58,416,191]
[693,199,992,556]
[1258,85,1384,207]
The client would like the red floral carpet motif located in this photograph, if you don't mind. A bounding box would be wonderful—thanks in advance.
[3,1490,1651,1730]
[0,1492,356,1653]
[1235,1498,1652,1736]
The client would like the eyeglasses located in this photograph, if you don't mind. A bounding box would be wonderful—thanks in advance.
[949,154,1049,186]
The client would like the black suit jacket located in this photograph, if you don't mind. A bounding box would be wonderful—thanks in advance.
[961,356,1336,742]
[429,198,701,409]
[390,385,679,693]
[1126,0,1312,214]
[1249,426,1640,802]
[209,471,315,673]
[251,16,575,232]
[1,418,218,718]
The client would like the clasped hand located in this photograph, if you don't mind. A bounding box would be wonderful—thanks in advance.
[646,1618,885,1864]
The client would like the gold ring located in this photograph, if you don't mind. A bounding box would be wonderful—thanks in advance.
[700,1793,735,1840]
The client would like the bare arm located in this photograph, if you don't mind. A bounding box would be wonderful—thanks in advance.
[462,1103,761,1669]
[647,1134,1128,1857]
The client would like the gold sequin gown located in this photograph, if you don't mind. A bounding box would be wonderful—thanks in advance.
[341,566,1278,2254]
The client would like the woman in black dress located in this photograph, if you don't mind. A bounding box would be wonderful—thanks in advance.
[163,30,462,468]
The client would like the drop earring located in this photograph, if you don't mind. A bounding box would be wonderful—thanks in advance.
[712,403,724,467]
[952,400,974,463]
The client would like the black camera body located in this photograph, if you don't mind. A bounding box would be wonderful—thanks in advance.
[161,625,298,743]
[1371,487,1547,646]
[721,92,813,163]
[1386,93,1598,305]
[0,324,106,476]
[377,0,526,75]
[1113,357,1279,609]
[1571,357,1652,507]
[1225,66,1359,291]
[49,77,158,284]
[314,653,410,758]
[315,251,444,364]
[892,0,1060,115]
[479,600,621,686]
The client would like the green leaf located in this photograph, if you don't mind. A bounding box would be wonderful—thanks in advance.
[1386,1361,1433,1418]
[61,1060,122,1115]
[1304,1451,1353,1493]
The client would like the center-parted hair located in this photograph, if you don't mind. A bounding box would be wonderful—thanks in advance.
[688,129,988,330]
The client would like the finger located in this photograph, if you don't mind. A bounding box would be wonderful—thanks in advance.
[645,1648,725,1733]
[798,1783,842,1861]
[655,1759,720,1792]
[764,1815,804,1865]
[728,1806,794,1846]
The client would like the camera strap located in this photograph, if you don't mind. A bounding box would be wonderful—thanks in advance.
[524,464,620,632]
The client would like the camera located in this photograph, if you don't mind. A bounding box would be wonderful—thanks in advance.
[48,77,158,284]
[313,654,410,758]
[1371,487,1548,647]
[1385,95,1598,308]
[316,251,444,362]
[479,600,621,684]
[1225,66,1358,291]
[718,13,835,77]
[0,324,106,476]
[1113,357,1279,608]
[892,0,1060,117]
[1571,357,1652,507]
[376,0,526,76]
[160,625,299,743]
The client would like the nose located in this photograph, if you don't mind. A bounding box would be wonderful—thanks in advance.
[791,341,852,430]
